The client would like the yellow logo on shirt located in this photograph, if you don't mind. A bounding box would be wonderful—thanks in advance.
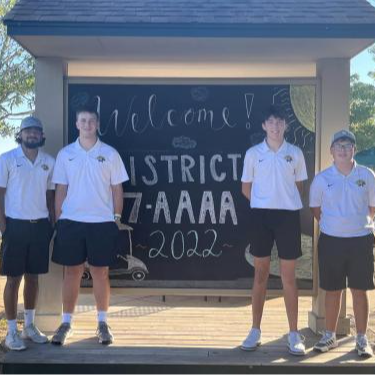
[97,156,106,163]
[356,179,366,187]
[284,155,293,163]
[41,164,49,171]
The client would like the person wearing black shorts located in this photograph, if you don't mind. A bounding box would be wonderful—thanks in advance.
[51,105,129,346]
[310,129,375,358]
[0,116,55,350]
[240,105,308,356]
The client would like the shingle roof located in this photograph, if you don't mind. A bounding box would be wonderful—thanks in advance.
[4,0,375,37]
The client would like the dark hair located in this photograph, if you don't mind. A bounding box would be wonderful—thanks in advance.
[262,105,286,123]
[15,131,46,147]
[75,105,99,121]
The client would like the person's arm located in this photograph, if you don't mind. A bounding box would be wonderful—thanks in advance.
[296,181,303,197]
[46,190,55,225]
[310,206,321,222]
[369,206,375,219]
[0,187,6,234]
[111,183,124,225]
[55,184,68,220]
[242,182,252,202]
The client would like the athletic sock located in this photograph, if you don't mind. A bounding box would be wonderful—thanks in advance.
[97,311,107,323]
[24,309,35,327]
[7,319,17,334]
[62,313,72,324]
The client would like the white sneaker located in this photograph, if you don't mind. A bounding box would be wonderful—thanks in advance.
[21,324,49,344]
[313,331,338,353]
[288,332,306,356]
[240,328,261,351]
[5,331,27,351]
[356,335,373,358]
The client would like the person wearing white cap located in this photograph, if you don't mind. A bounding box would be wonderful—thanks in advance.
[310,129,375,358]
[0,116,55,350]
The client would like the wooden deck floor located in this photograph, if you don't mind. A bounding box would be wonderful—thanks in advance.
[3,294,375,373]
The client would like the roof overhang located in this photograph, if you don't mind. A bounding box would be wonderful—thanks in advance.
[4,21,375,62]
[5,21,375,39]
[6,35,375,63]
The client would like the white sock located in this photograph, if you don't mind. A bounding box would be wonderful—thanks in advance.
[326,330,336,339]
[24,309,35,327]
[97,311,107,323]
[7,319,17,333]
[62,313,72,324]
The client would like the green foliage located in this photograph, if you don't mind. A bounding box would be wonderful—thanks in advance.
[350,72,375,152]
[0,0,35,137]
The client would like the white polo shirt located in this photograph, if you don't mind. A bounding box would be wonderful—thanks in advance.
[309,162,375,238]
[241,139,307,210]
[0,147,55,220]
[52,138,129,223]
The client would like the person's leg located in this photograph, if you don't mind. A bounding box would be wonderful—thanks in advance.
[350,289,369,335]
[252,256,270,329]
[279,259,298,332]
[90,266,110,314]
[4,276,22,322]
[90,265,113,345]
[3,275,26,350]
[21,274,49,343]
[62,264,85,314]
[325,290,343,332]
[23,274,38,310]
[23,273,38,329]
[273,210,302,332]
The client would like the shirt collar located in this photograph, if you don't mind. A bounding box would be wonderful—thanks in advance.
[74,137,102,154]
[260,139,287,153]
[15,146,44,165]
[332,161,357,177]
[15,146,25,159]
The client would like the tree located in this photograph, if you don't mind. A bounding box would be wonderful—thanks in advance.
[350,71,375,152]
[0,0,35,137]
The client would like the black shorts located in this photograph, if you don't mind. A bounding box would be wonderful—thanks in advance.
[318,232,375,291]
[52,219,119,267]
[249,209,302,260]
[1,218,53,277]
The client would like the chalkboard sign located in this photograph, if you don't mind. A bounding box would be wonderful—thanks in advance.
[68,83,316,290]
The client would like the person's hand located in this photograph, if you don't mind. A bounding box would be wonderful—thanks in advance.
[0,222,6,236]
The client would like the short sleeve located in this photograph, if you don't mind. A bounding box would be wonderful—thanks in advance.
[309,175,324,208]
[295,148,308,182]
[52,151,68,185]
[47,158,56,190]
[110,151,129,185]
[0,155,9,188]
[241,150,255,183]
[367,169,375,207]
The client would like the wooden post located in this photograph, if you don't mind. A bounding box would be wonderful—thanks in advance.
[308,59,351,335]
[34,58,66,332]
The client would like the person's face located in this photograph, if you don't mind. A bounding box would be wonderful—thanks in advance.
[330,139,355,163]
[262,115,286,143]
[76,112,99,138]
[20,127,43,149]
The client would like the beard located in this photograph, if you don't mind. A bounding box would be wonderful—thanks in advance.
[22,139,43,149]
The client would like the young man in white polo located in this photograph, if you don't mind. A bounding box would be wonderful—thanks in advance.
[241,105,308,356]
[310,129,375,358]
[51,105,128,346]
[0,116,55,350]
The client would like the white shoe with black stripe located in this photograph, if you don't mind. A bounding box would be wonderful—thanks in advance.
[313,331,338,353]
[356,334,373,358]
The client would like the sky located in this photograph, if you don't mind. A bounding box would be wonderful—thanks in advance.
[1,1,375,154]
